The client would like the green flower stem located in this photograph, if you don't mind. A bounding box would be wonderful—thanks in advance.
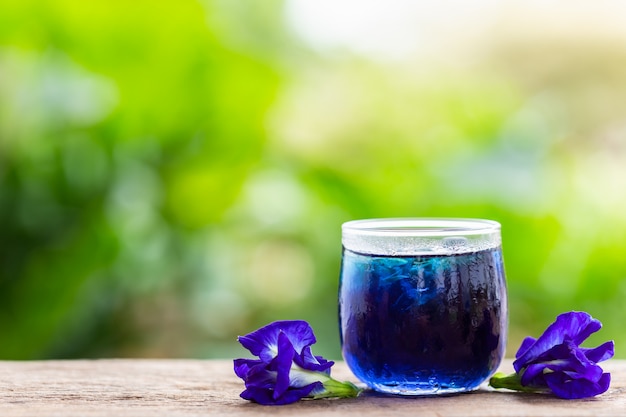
[489,372,547,394]
[310,377,363,400]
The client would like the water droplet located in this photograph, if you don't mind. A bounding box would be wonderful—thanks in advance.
[428,376,440,391]
[443,237,468,248]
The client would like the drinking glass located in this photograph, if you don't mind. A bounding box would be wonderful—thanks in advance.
[339,218,507,395]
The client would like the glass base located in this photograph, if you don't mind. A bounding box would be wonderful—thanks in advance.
[367,382,481,396]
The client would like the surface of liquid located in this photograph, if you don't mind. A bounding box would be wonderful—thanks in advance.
[339,247,507,395]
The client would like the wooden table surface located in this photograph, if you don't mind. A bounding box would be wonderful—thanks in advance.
[0,359,624,417]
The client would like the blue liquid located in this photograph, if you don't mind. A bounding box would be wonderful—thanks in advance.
[339,247,507,395]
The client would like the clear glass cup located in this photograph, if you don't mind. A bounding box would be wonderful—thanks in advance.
[338,218,508,395]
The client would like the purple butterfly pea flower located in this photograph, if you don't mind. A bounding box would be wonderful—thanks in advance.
[234,320,361,405]
[490,311,614,399]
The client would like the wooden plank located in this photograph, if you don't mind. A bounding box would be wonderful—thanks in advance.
[0,359,624,417]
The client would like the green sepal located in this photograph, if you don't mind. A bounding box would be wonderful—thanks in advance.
[309,377,363,400]
[489,372,549,394]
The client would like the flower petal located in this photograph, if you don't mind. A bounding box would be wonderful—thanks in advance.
[314,354,334,372]
[544,371,611,399]
[233,358,263,380]
[568,313,603,346]
[514,312,601,371]
[240,387,274,404]
[282,321,318,355]
[582,341,615,364]
[275,382,323,404]
[240,382,322,405]
[515,336,537,359]
[271,331,297,399]
[244,364,279,389]
[520,362,550,386]
[288,364,331,388]
[519,340,604,386]
[238,320,316,362]
[293,346,334,373]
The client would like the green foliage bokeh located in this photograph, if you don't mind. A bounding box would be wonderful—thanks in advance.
[1,1,625,360]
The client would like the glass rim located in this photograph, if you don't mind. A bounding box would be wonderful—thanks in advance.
[342,218,501,237]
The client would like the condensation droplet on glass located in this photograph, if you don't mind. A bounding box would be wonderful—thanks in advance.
[428,376,440,391]
[443,236,468,249]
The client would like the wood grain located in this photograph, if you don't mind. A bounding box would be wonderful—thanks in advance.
[0,359,624,416]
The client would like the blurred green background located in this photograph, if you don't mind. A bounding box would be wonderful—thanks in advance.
[1,0,625,360]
